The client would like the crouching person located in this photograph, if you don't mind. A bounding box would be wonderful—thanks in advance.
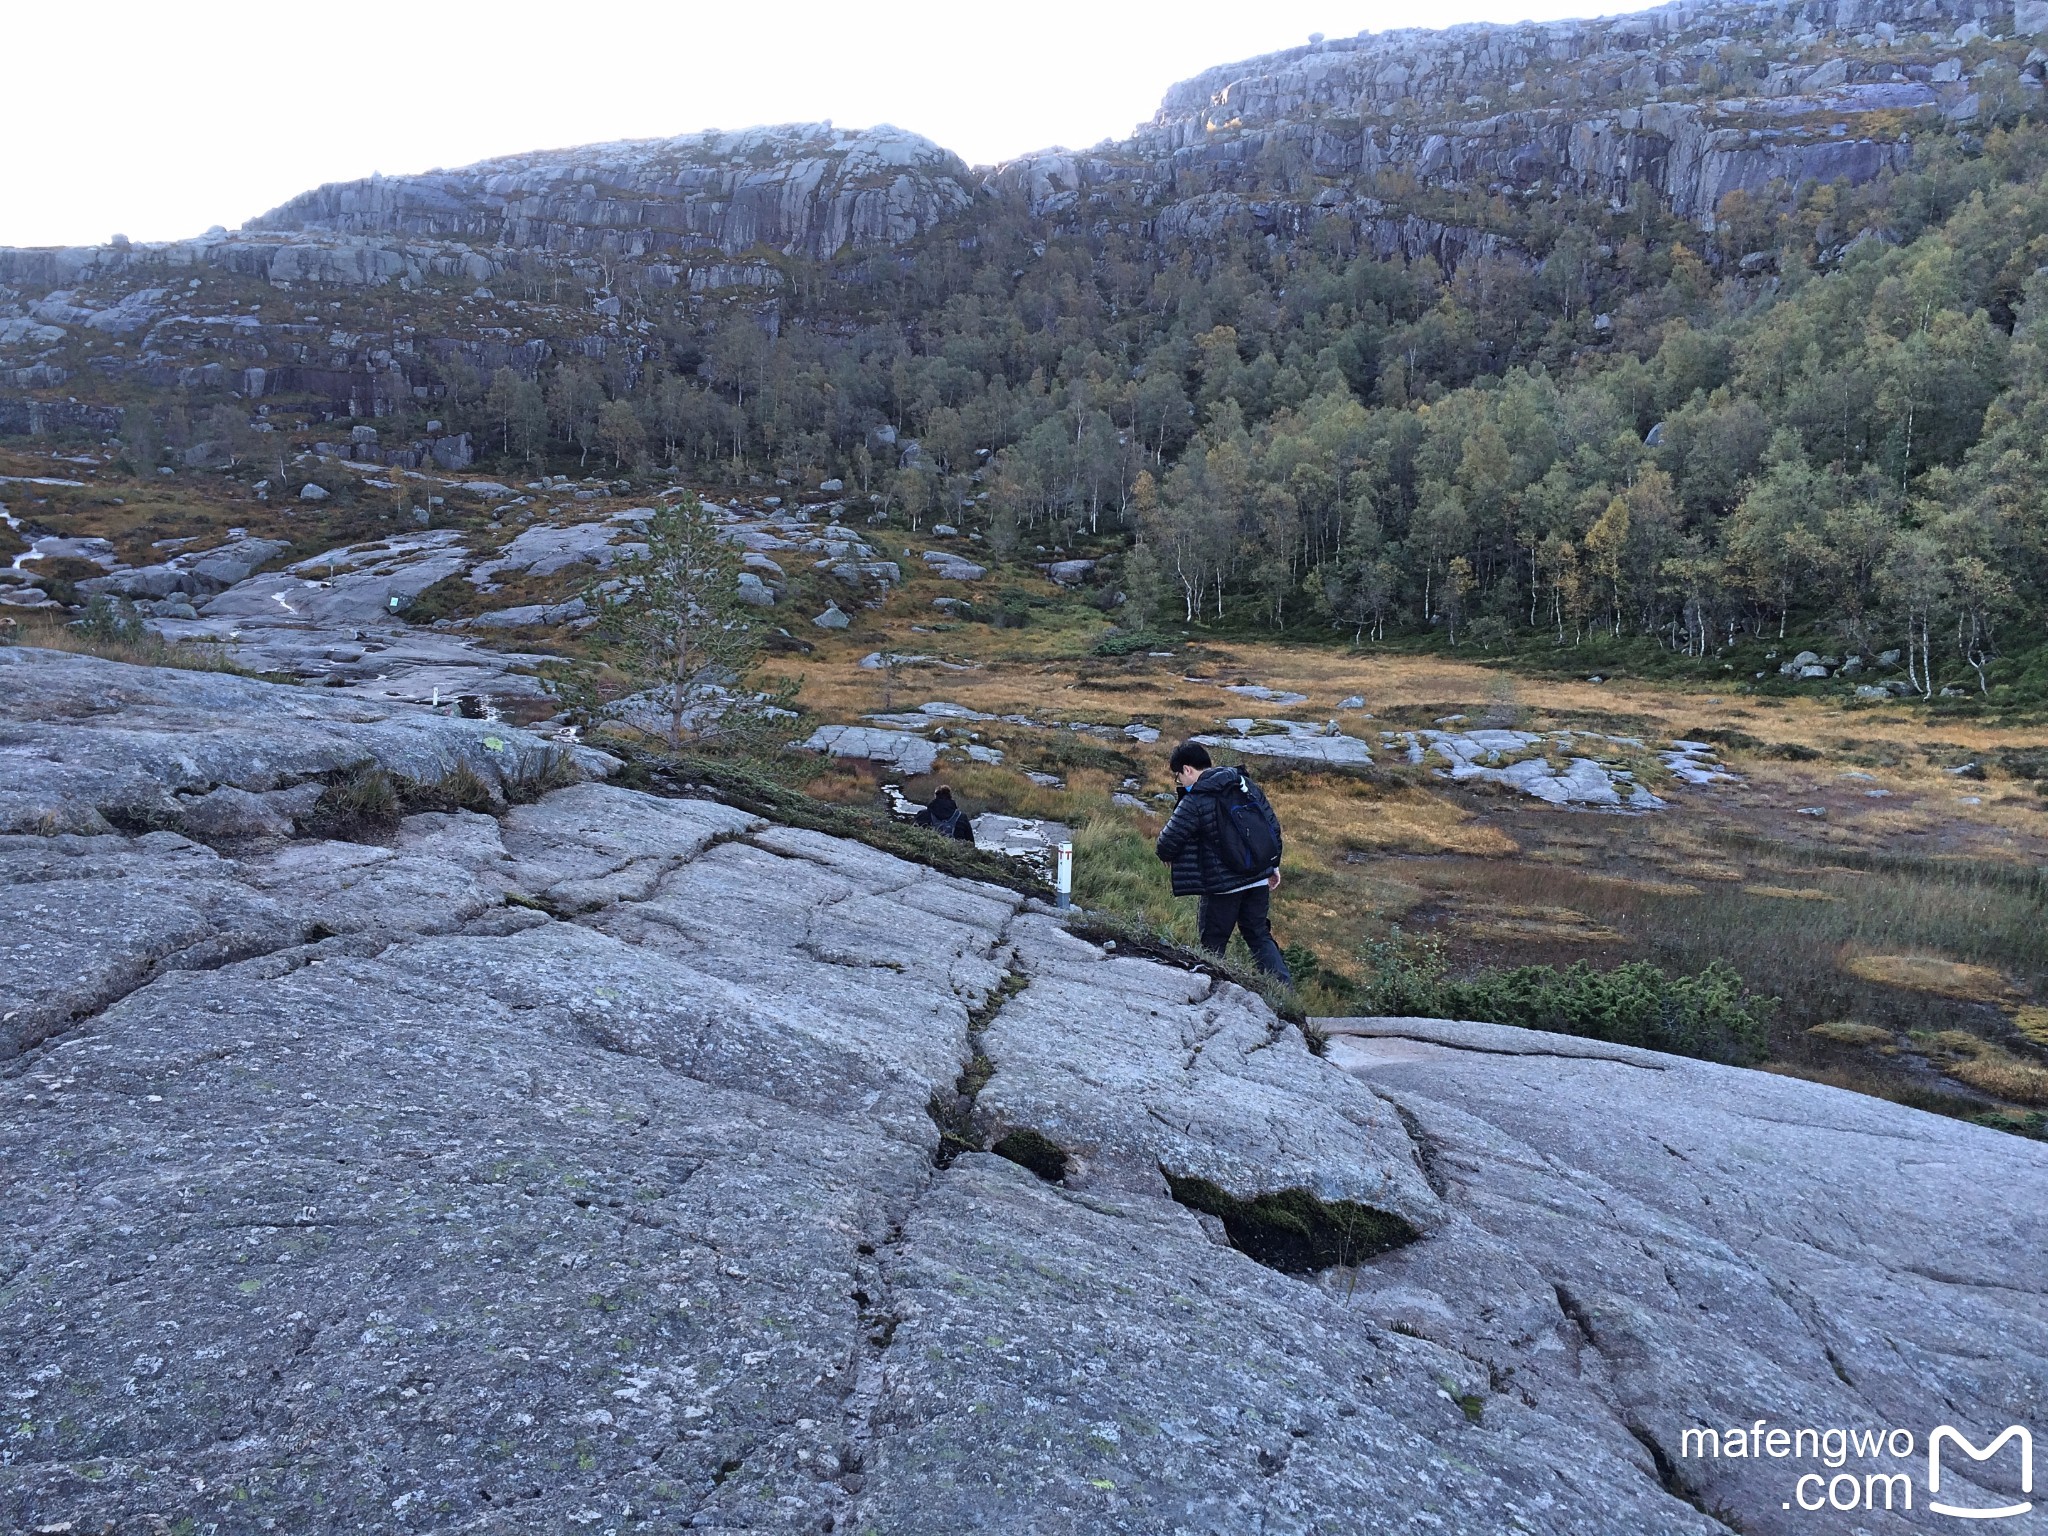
[915,783,977,842]
[1154,741,1293,984]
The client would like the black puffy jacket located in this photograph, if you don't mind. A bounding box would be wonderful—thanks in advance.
[1154,765,1282,896]
[915,792,976,842]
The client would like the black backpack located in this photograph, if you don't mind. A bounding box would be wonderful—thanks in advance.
[1213,770,1281,878]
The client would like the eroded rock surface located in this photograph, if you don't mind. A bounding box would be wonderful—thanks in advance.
[1,647,2041,1535]
[1326,1016,2048,1533]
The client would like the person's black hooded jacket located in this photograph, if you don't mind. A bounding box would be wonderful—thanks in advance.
[915,790,976,842]
[1154,765,1282,896]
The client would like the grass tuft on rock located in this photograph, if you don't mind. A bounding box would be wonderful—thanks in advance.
[992,1129,1071,1183]
[13,610,257,676]
[1163,1171,1419,1273]
[306,762,402,840]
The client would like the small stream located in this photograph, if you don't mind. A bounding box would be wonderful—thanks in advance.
[0,502,43,573]
[0,477,87,575]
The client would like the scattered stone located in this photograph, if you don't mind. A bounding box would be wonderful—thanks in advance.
[298,482,329,501]
[1661,740,1741,787]
[1224,683,1309,706]
[799,724,942,775]
[812,604,851,630]
[1384,727,1681,810]
[970,813,1072,865]
[1195,719,1374,767]
[923,550,987,581]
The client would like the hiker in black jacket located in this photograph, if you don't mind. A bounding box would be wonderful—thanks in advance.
[1154,741,1293,983]
[914,784,977,843]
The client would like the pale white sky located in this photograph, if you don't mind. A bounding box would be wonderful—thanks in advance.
[2,0,1623,249]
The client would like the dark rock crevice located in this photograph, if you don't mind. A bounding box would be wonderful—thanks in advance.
[1629,1422,1746,1534]
[1388,1098,1451,1200]
[927,949,1027,1170]
[2,920,315,1070]
[1162,1169,1421,1274]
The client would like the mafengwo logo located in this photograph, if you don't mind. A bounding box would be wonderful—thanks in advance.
[1677,1420,2032,1518]
[1929,1426,2032,1521]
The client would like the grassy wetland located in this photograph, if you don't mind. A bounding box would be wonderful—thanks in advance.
[766,551,2048,1138]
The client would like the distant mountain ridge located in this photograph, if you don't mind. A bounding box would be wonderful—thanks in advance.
[0,0,2039,425]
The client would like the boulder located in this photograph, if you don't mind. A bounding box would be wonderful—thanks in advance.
[813,603,851,629]
[923,550,987,581]
[185,535,291,591]
[800,724,942,775]
[298,482,329,501]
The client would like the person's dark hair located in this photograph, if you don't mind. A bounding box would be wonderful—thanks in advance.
[1168,741,1212,774]
[931,783,955,801]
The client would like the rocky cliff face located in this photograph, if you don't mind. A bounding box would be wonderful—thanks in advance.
[2,0,2046,416]
[247,123,977,263]
[994,0,2029,242]
[1,646,2042,1534]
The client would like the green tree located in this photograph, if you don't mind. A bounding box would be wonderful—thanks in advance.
[486,368,548,466]
[589,494,765,746]
[548,366,604,467]
[597,399,647,471]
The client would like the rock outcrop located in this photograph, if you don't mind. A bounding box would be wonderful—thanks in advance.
[1,645,2042,1533]
[248,123,976,263]
[994,0,2029,245]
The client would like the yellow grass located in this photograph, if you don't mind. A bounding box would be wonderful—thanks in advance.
[1312,785,1518,858]
[1807,1021,1897,1047]
[1456,904,1623,945]
[1662,859,1747,882]
[1842,954,2020,1003]
[1910,1029,2048,1106]
[1581,872,1703,898]
[2013,1007,2048,1049]
[1744,884,1840,902]
[1947,1054,2048,1106]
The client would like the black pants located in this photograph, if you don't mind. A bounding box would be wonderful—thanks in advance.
[1197,883,1293,983]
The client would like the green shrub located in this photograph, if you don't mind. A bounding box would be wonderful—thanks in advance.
[503,745,585,804]
[1091,629,1176,657]
[77,594,149,645]
[306,762,402,840]
[1355,932,1774,1065]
